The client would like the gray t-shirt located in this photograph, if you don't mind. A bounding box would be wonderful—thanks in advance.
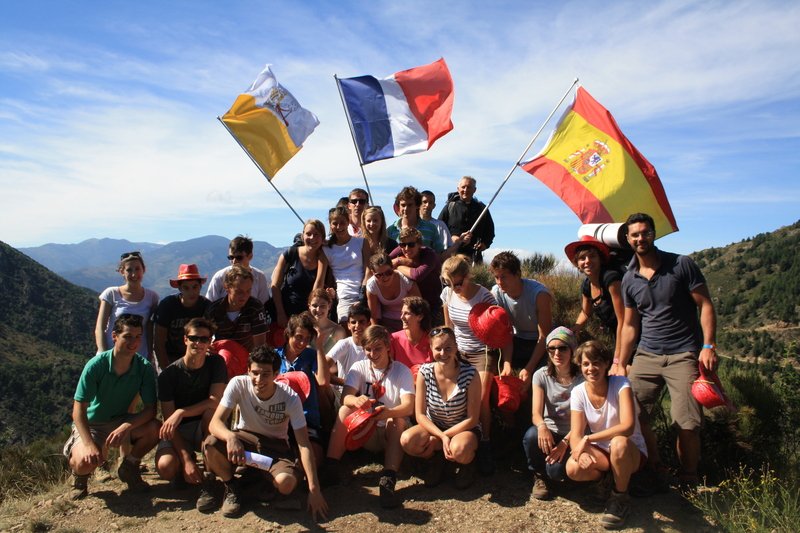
[491,279,550,340]
[622,249,706,354]
[532,366,583,435]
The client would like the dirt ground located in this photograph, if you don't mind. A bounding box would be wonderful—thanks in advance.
[1,448,717,533]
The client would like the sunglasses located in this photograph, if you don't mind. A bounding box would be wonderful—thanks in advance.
[227,254,246,261]
[349,198,368,205]
[187,335,211,344]
[430,326,454,337]
[441,278,464,289]
[120,251,142,260]
[374,270,393,279]
[399,242,417,248]
[547,345,570,354]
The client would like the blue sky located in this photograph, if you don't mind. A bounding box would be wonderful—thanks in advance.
[2,0,799,262]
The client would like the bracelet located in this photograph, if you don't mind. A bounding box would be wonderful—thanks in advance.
[702,344,716,351]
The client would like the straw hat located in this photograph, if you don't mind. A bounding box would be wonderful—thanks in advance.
[275,371,312,403]
[492,375,527,413]
[564,236,610,264]
[468,303,513,349]
[169,264,207,288]
[691,366,733,410]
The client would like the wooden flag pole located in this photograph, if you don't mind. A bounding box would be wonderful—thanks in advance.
[467,77,580,235]
[334,74,374,205]
[217,116,304,225]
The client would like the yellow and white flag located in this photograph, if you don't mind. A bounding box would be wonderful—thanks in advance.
[221,65,319,179]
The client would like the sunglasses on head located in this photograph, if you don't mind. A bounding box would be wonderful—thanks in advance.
[349,198,368,205]
[187,335,211,344]
[120,251,141,260]
[399,242,417,248]
[430,326,454,337]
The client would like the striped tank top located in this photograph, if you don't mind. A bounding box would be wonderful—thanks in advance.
[421,361,477,431]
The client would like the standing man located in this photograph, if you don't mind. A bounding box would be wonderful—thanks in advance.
[63,314,160,499]
[420,190,456,257]
[347,188,369,237]
[616,212,717,487]
[438,176,495,264]
[206,235,271,305]
[387,186,444,253]
[205,266,267,352]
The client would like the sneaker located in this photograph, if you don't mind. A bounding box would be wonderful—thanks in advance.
[221,480,242,517]
[532,474,552,500]
[379,473,400,508]
[600,490,630,530]
[454,460,476,490]
[423,453,446,488]
[196,474,216,513]
[117,459,149,492]
[69,473,89,500]
[477,441,494,476]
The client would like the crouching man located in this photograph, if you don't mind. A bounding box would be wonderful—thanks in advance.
[199,345,328,520]
[64,314,160,499]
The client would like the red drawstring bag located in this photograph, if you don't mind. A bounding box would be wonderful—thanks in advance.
[275,371,311,403]
[344,405,380,451]
[492,375,527,413]
[691,365,733,410]
[211,339,249,381]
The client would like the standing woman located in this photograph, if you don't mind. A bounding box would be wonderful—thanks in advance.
[390,296,433,368]
[522,327,583,500]
[567,340,647,530]
[271,219,329,328]
[362,206,398,259]
[440,254,497,475]
[95,252,159,361]
[565,236,624,361]
[323,207,368,324]
[400,327,481,489]
[366,253,420,333]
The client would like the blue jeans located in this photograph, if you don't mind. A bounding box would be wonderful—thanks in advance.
[522,424,568,482]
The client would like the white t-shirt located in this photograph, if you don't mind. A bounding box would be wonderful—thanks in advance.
[570,376,647,456]
[344,360,414,427]
[366,272,414,320]
[441,284,496,354]
[220,375,306,439]
[429,218,452,248]
[100,287,160,357]
[323,237,365,316]
[326,337,367,382]
[206,265,271,305]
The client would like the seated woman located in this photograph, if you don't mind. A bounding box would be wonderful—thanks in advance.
[567,340,647,530]
[565,237,624,365]
[323,325,414,508]
[522,327,583,500]
[390,296,433,368]
[271,219,329,329]
[390,227,443,323]
[307,289,346,356]
[400,327,481,489]
[366,252,420,333]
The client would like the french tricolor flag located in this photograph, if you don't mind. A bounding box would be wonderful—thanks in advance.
[338,58,454,164]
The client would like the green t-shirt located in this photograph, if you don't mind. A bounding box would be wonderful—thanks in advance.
[74,349,157,423]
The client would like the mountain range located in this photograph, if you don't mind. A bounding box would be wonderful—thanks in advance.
[20,235,287,298]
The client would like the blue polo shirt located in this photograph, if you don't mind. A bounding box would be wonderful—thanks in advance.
[74,349,157,423]
[622,249,706,354]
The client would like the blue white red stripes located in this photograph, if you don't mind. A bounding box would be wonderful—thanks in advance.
[339,58,454,164]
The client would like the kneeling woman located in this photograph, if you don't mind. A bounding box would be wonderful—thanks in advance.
[567,340,647,530]
[400,327,481,489]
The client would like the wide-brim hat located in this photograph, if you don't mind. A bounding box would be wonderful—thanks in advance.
[211,339,249,381]
[275,371,312,404]
[344,405,379,451]
[170,263,207,288]
[564,236,610,264]
[691,366,733,410]
[468,303,513,349]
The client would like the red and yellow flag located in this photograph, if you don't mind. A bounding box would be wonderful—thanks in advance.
[521,87,678,237]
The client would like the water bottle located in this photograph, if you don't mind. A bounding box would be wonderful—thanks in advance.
[243,450,274,471]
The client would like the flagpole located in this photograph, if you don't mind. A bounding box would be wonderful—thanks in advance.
[217,116,304,225]
[467,77,580,234]
[334,74,374,205]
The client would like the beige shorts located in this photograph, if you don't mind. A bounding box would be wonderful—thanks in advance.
[62,415,134,459]
[628,350,702,431]
[204,430,300,480]
[461,348,499,374]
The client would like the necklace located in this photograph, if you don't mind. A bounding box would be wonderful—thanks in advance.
[370,361,391,400]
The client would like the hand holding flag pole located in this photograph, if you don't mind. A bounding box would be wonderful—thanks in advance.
[468,78,580,235]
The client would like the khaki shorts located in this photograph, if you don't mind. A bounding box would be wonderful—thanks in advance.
[156,419,204,454]
[62,415,135,459]
[461,348,499,374]
[204,430,300,480]
[628,350,702,431]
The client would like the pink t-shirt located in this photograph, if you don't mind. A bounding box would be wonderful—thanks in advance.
[390,330,432,367]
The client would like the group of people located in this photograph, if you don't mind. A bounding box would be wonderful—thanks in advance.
[66,178,717,530]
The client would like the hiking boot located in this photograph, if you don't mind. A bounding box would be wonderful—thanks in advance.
[591,471,612,507]
[477,441,494,476]
[221,479,242,517]
[94,461,113,482]
[319,460,349,487]
[532,474,552,500]
[600,490,630,530]
[117,459,149,492]
[69,473,89,500]
[423,453,446,488]
[454,460,477,490]
[379,473,400,508]
[196,474,217,512]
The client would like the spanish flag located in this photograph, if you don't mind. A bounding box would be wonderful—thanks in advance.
[221,65,319,179]
[521,87,678,237]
